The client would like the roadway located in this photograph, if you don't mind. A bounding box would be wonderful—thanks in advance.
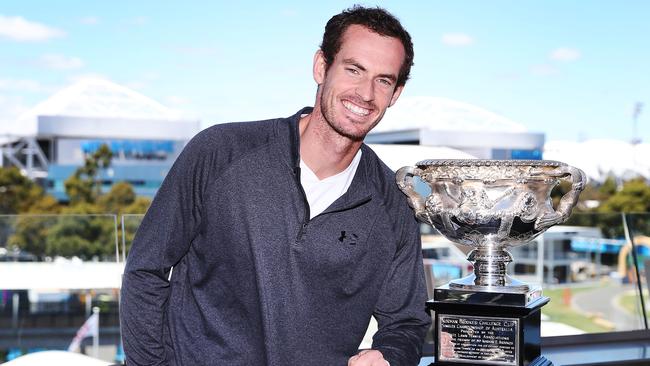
[571,283,644,331]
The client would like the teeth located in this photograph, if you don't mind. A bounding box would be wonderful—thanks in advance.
[343,101,370,116]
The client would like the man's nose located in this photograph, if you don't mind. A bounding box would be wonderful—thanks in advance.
[355,78,374,102]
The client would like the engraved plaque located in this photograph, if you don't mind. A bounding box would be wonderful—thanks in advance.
[437,314,519,365]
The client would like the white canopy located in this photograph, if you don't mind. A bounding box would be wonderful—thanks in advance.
[0,260,123,290]
[3,351,111,366]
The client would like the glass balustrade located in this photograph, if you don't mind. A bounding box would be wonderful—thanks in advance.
[1,212,648,362]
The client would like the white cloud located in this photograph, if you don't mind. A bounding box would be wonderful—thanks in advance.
[141,71,160,81]
[166,95,190,106]
[68,73,110,84]
[0,94,30,132]
[171,45,220,56]
[80,16,100,25]
[0,78,53,93]
[120,72,161,91]
[128,16,149,26]
[441,33,474,47]
[550,47,581,62]
[494,72,522,82]
[39,54,84,70]
[0,15,65,41]
[281,9,299,17]
[531,64,559,76]
[125,81,147,90]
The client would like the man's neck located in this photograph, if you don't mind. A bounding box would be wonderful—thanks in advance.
[298,112,362,180]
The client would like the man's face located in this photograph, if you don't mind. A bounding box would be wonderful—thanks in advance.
[313,24,405,141]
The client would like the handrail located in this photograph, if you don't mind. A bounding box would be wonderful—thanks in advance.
[622,214,649,330]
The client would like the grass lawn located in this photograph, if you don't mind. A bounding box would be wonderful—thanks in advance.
[542,287,612,333]
[618,290,650,318]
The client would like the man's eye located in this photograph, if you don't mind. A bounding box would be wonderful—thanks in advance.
[378,79,392,86]
[346,68,360,75]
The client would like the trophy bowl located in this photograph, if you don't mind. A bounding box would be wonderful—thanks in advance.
[397,159,586,294]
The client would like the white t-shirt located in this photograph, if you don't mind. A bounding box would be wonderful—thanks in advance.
[300,150,362,219]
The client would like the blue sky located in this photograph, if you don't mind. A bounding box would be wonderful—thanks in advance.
[1,0,649,142]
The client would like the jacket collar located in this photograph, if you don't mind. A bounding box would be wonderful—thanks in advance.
[278,108,376,210]
[327,146,373,213]
[280,106,312,170]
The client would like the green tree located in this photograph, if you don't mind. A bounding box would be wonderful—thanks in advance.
[0,167,47,213]
[97,181,151,214]
[8,143,154,260]
[0,167,60,256]
[96,182,151,257]
[599,176,618,198]
[64,144,113,204]
[97,181,136,213]
[41,206,119,260]
[7,216,57,259]
[27,195,62,214]
[579,178,650,238]
[44,177,152,260]
[599,178,650,213]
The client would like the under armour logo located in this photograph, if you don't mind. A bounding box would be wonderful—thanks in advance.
[338,231,358,245]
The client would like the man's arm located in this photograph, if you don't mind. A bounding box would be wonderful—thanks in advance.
[371,210,431,366]
[120,134,210,365]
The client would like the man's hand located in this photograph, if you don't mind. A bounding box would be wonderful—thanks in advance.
[348,349,389,366]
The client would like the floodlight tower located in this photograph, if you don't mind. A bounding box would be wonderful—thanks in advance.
[632,102,643,144]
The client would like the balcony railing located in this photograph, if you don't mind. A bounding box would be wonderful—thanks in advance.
[0,212,648,363]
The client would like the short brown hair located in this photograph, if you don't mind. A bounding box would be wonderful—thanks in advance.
[320,5,414,87]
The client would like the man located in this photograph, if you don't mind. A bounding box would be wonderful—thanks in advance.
[120,5,430,366]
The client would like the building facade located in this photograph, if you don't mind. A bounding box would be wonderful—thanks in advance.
[366,96,545,160]
[0,78,200,201]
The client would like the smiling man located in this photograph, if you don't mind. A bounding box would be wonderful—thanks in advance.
[120,5,430,366]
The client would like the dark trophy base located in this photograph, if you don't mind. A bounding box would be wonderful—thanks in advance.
[427,288,552,366]
[428,356,552,366]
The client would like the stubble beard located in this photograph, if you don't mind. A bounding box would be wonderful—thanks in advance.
[319,91,382,142]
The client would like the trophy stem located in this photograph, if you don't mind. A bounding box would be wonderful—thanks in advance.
[449,246,531,293]
[470,247,511,287]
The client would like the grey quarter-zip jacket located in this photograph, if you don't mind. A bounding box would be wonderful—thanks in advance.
[120,107,431,366]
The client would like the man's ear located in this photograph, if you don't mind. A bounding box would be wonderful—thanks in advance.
[389,85,404,107]
[313,50,327,84]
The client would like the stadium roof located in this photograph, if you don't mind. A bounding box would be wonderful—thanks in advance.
[3,77,197,138]
[367,143,476,171]
[544,139,650,182]
[375,96,528,133]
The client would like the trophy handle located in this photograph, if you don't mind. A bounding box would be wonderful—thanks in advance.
[396,166,428,222]
[535,165,586,231]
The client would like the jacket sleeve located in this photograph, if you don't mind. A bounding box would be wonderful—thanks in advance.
[372,206,431,366]
[120,132,212,365]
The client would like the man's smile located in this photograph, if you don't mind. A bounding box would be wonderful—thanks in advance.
[342,100,372,117]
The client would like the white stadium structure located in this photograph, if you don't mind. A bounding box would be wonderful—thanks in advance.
[0,78,200,200]
[1,80,648,200]
[367,96,545,160]
[544,139,650,183]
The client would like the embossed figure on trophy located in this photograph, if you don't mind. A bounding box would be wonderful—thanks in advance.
[454,187,493,225]
[533,165,586,232]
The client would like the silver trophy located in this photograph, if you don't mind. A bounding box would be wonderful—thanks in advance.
[397,159,586,366]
